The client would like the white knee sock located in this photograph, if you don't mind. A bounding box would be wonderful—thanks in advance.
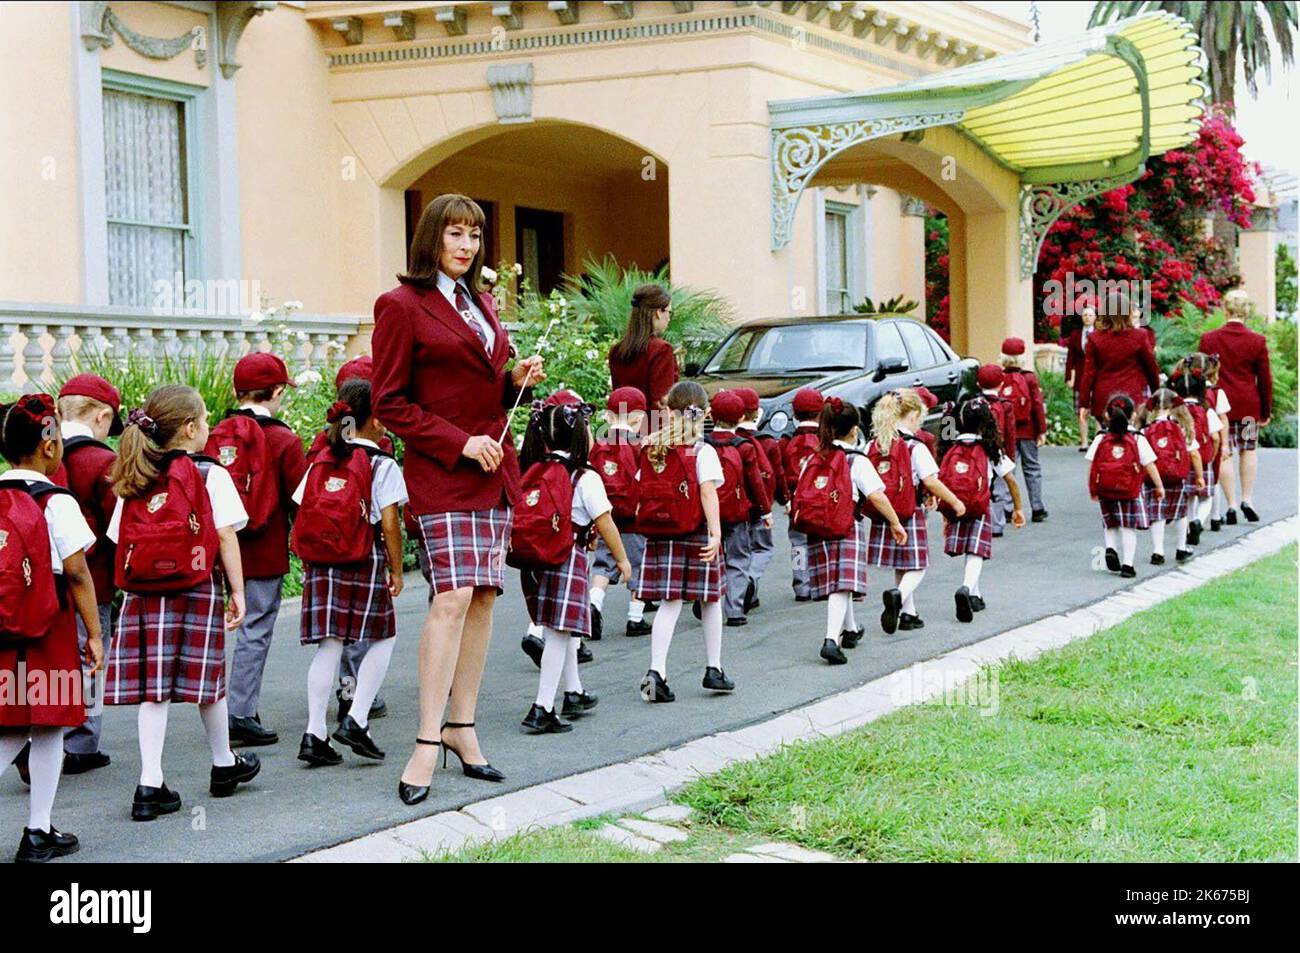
[897,569,925,615]
[1104,527,1119,553]
[843,598,858,633]
[349,638,395,729]
[198,698,236,768]
[27,726,64,832]
[1149,520,1166,557]
[628,599,645,623]
[700,600,723,669]
[138,701,170,787]
[1176,516,1190,551]
[1196,495,1213,525]
[825,592,850,645]
[307,638,343,741]
[562,636,583,694]
[535,628,569,710]
[649,599,683,679]
[526,622,543,639]
[1120,528,1137,566]
[963,555,984,596]
[589,586,606,612]
[1212,485,1222,519]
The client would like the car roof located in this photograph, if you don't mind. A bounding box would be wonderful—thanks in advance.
[729,314,914,329]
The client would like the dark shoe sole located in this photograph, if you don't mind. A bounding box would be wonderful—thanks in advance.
[332,732,385,761]
[15,842,79,863]
[210,761,261,798]
[1104,548,1120,572]
[229,733,279,748]
[131,800,181,822]
[298,750,342,767]
[820,641,848,665]
[955,587,973,623]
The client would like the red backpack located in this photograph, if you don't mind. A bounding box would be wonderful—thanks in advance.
[204,411,287,533]
[1184,402,1211,459]
[938,440,990,519]
[1000,371,1033,426]
[1089,433,1144,500]
[291,445,387,567]
[0,482,72,642]
[507,457,580,570]
[782,430,820,499]
[705,434,752,525]
[1144,418,1190,484]
[790,447,861,540]
[634,445,702,539]
[864,435,915,523]
[116,453,221,593]
[587,439,638,525]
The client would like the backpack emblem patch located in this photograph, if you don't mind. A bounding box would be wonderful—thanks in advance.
[602,460,619,477]
[325,477,347,493]
[1157,437,1168,448]
[814,476,829,490]
[146,493,168,513]
[651,458,667,474]
[0,529,8,551]
[955,461,970,474]
[219,445,238,467]
[1111,446,1126,459]
[878,461,891,474]
[525,489,541,507]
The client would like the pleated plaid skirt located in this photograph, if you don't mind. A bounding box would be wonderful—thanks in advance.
[635,529,725,603]
[1143,479,1189,523]
[415,507,512,596]
[867,511,929,570]
[943,514,993,559]
[522,544,591,636]
[807,519,870,598]
[106,573,226,705]
[1189,461,1215,499]
[300,536,395,646]
[1099,495,1149,530]
[1228,418,1257,452]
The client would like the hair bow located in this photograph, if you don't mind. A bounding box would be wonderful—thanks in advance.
[1190,367,1204,378]
[326,400,352,424]
[529,398,547,422]
[15,393,55,424]
[682,404,706,421]
[559,402,595,426]
[127,408,160,440]
[825,396,845,415]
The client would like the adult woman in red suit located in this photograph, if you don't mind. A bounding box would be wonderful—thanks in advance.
[608,283,678,415]
[1078,292,1160,427]
[372,194,544,805]
[1062,296,1097,451]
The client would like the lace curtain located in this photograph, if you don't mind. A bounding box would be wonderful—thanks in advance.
[103,88,186,307]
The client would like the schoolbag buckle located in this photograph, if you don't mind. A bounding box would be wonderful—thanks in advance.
[189,513,200,534]
[678,480,689,497]
[22,557,31,587]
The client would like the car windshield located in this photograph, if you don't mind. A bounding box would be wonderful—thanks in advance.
[704,323,868,374]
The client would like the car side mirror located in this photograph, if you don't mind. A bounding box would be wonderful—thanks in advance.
[684,361,701,377]
[872,355,908,382]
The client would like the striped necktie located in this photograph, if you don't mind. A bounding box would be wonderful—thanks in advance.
[454,284,489,352]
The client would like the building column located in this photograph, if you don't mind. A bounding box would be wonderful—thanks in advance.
[963,207,1032,361]
[899,195,928,321]
[1238,207,1278,321]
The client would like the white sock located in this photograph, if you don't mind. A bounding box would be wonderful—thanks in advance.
[963,555,984,596]
[27,726,64,832]
[590,586,606,613]
[897,569,925,615]
[628,599,645,623]
[1212,486,1222,519]
[843,598,858,633]
[1104,527,1119,553]
[562,635,583,694]
[650,600,683,678]
[1176,516,1190,551]
[307,638,343,741]
[700,600,723,669]
[138,701,170,788]
[535,628,568,710]
[198,698,236,768]
[826,592,850,645]
[1149,520,1166,557]
[1120,527,1137,566]
[527,622,544,639]
[1196,495,1213,525]
[349,638,395,729]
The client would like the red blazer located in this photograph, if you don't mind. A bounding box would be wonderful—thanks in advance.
[1004,368,1047,440]
[711,428,773,516]
[1078,327,1160,421]
[52,440,117,604]
[1062,327,1091,390]
[237,415,307,580]
[755,433,785,505]
[372,281,525,515]
[1198,322,1273,421]
[608,336,678,410]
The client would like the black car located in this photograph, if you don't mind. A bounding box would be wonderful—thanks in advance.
[685,314,978,439]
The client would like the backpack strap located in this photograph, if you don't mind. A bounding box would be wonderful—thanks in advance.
[228,407,292,432]
[62,435,112,457]
[19,482,75,610]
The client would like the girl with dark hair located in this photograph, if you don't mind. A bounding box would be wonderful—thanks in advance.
[1135,388,1204,565]
[609,283,678,413]
[1085,395,1164,578]
[1168,365,1223,558]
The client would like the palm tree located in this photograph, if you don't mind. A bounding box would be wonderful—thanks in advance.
[1089,1,1297,113]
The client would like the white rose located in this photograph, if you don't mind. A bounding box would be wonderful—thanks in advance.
[481,266,498,284]
[513,262,523,275]
[246,310,264,326]
[283,300,303,311]
[296,330,309,342]
[294,369,323,386]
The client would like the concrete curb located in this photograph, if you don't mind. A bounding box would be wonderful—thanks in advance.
[289,517,1297,863]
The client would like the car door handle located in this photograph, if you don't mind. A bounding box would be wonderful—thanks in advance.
[910,378,924,386]
[946,371,958,381]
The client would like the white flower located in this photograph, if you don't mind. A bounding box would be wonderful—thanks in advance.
[283,300,303,311]
[325,340,345,353]
[513,262,523,275]
[558,296,568,308]
[296,330,309,342]
[481,266,498,284]
[585,349,598,360]
[246,310,265,326]
[294,369,322,386]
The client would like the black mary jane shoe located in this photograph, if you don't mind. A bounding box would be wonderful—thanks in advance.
[589,606,603,641]
[1120,565,1137,579]
[969,596,986,613]
[744,580,760,613]
[131,783,182,822]
[521,704,573,734]
[1175,549,1192,563]
[63,751,111,775]
[398,739,439,806]
[955,586,974,624]
[1031,510,1049,523]
[642,601,659,614]
[840,627,864,649]
[1186,519,1204,547]
[561,691,598,717]
[298,733,342,767]
[702,666,735,693]
[1150,553,1165,566]
[1225,509,1238,525]
[794,594,813,602]
[625,618,653,637]
[229,714,279,748]
[820,639,848,665]
[881,588,903,634]
[1210,518,1222,532]
[899,613,925,630]
[724,616,748,628]
[15,827,79,863]
[577,642,594,664]
[333,715,385,760]
[639,670,675,703]
[440,722,506,783]
[210,753,261,798]
[1241,503,1259,523]
[1104,548,1121,572]
[521,634,545,669]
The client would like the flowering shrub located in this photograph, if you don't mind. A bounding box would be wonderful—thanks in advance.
[924,212,951,341]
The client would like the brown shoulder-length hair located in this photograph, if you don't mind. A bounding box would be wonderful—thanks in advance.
[612,283,672,364]
[110,384,207,500]
[398,193,488,293]
[1095,288,1133,333]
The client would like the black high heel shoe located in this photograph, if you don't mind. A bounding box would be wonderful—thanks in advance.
[398,738,439,806]
[440,722,505,783]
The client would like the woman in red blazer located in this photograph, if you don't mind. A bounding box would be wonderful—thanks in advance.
[608,284,678,415]
[1078,297,1160,425]
[1061,297,1097,450]
[372,194,543,805]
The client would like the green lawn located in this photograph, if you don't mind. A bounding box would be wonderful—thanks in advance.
[435,547,1298,863]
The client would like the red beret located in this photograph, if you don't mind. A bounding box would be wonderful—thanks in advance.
[234,352,295,393]
[735,387,761,414]
[334,355,373,390]
[709,390,746,424]
[976,363,1005,390]
[1000,337,1026,357]
[58,373,123,436]
[545,389,582,406]
[791,387,824,415]
[606,386,647,414]
[914,386,939,410]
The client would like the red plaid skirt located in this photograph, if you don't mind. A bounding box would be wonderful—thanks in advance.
[635,529,725,603]
[416,507,512,596]
[106,573,226,705]
[943,514,993,559]
[1228,418,1258,452]
[1143,479,1189,523]
[0,599,85,728]
[867,511,929,570]
[300,536,395,646]
[522,545,591,635]
[1189,461,1214,499]
[1099,496,1149,530]
[807,519,870,598]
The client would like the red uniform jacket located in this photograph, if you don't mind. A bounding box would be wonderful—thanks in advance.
[608,336,678,411]
[755,433,785,505]
[1198,322,1273,422]
[711,428,773,517]
[1078,327,1160,421]
[235,413,308,580]
[1062,327,1092,391]
[1004,368,1047,441]
[372,281,525,515]
[52,439,117,604]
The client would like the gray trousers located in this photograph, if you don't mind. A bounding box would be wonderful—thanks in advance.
[788,524,810,598]
[721,521,752,621]
[747,518,775,585]
[989,475,1010,533]
[1016,437,1045,512]
[64,603,114,755]
[227,576,284,719]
